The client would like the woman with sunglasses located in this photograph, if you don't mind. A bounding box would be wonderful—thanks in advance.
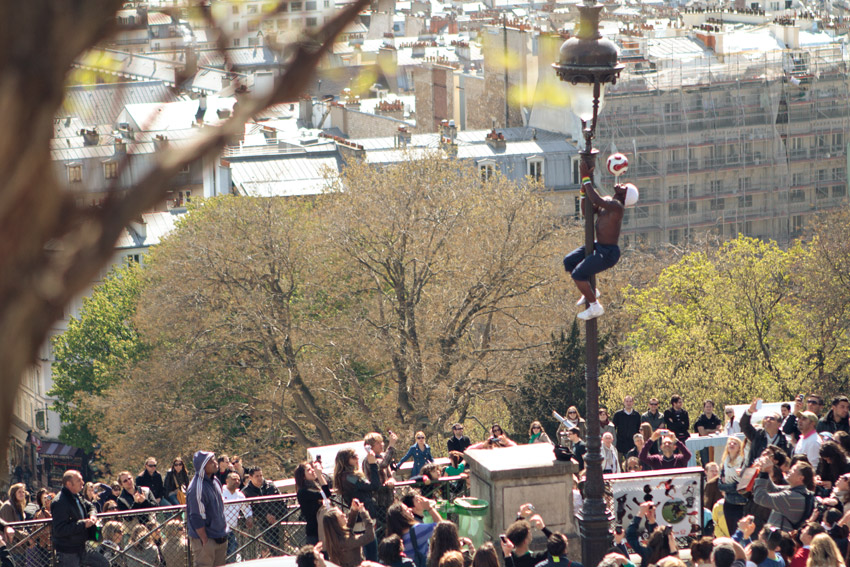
[398,432,435,477]
[468,424,516,449]
[556,407,586,449]
[163,458,190,506]
[527,421,551,444]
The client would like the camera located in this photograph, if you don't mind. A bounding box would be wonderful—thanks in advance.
[490,437,500,444]
[663,526,672,536]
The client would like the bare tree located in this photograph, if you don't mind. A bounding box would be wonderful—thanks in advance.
[0,0,367,469]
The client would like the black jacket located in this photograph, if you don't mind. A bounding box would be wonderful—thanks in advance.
[740,411,791,466]
[242,480,281,525]
[135,470,165,500]
[116,487,157,511]
[51,486,96,554]
[447,435,471,454]
[817,410,850,434]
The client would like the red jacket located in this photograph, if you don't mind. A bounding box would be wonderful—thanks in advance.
[790,547,809,567]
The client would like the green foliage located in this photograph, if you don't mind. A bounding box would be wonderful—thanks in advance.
[50,261,147,450]
[507,321,612,440]
[601,235,849,416]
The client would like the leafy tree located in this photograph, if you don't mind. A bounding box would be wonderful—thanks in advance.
[0,0,367,469]
[50,261,147,450]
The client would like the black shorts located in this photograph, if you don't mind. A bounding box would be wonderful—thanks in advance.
[563,244,621,281]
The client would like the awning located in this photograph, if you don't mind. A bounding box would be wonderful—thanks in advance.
[39,441,84,458]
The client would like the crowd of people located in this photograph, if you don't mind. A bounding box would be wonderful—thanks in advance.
[4,391,850,567]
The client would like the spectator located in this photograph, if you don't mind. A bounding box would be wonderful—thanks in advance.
[409,464,444,500]
[818,397,850,435]
[805,533,844,567]
[135,458,165,505]
[741,399,791,466]
[752,456,815,531]
[96,521,126,567]
[379,535,414,567]
[51,470,108,567]
[321,500,375,567]
[295,461,330,546]
[821,508,847,558]
[102,501,119,513]
[746,541,770,567]
[186,451,228,567]
[718,436,748,530]
[447,425,471,455]
[704,462,722,509]
[222,472,252,563]
[826,473,850,508]
[468,425,517,450]
[711,541,747,567]
[777,531,797,567]
[689,536,714,567]
[31,489,54,567]
[296,544,327,567]
[556,407,586,448]
[471,544,499,567]
[82,484,98,511]
[639,429,692,470]
[789,523,825,567]
[640,423,659,455]
[641,398,664,432]
[815,441,850,496]
[731,515,756,546]
[398,432,435,477]
[806,395,825,417]
[425,522,473,567]
[565,428,586,470]
[528,422,551,445]
[756,525,784,567]
[215,456,234,486]
[624,457,641,472]
[624,433,644,461]
[601,433,620,474]
[115,472,157,512]
[399,489,429,523]
[445,452,466,477]
[125,525,161,567]
[625,502,678,567]
[781,404,798,441]
[163,458,190,506]
[161,520,187,567]
[725,408,741,436]
[612,396,641,457]
[503,514,551,567]
[663,396,690,443]
[834,431,850,455]
[0,482,31,561]
[532,532,583,567]
[363,431,399,523]
[695,400,721,436]
[438,552,464,567]
[598,408,615,438]
[794,411,823,467]
[230,457,245,487]
[385,501,442,567]
[242,466,282,556]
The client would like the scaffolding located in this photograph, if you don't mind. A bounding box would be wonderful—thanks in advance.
[593,37,850,247]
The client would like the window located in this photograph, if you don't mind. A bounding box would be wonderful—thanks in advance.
[126,254,141,264]
[68,164,82,183]
[479,160,496,181]
[832,167,845,180]
[738,195,753,207]
[792,173,806,186]
[291,1,303,10]
[103,161,118,179]
[792,215,804,233]
[669,229,680,245]
[790,189,806,202]
[738,177,751,191]
[232,5,239,13]
[233,21,240,30]
[635,206,649,219]
[710,198,725,210]
[247,4,259,13]
[668,186,680,200]
[817,186,829,199]
[324,0,330,6]
[710,180,723,193]
[248,37,259,46]
[834,133,844,147]
[818,169,828,182]
[233,38,241,46]
[248,19,259,31]
[306,16,318,26]
[279,2,288,10]
[572,158,580,185]
[306,0,317,9]
[527,158,544,182]
[834,185,847,197]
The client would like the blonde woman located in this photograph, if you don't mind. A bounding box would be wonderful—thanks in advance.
[806,533,845,567]
[717,436,747,530]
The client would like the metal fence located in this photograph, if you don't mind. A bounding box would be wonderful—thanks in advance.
[5,476,469,567]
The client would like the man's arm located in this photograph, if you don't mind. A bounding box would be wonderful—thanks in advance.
[740,410,757,442]
[580,162,622,212]
[675,440,692,465]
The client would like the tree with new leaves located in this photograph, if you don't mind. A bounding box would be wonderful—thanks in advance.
[0,0,367,469]
[50,261,147,451]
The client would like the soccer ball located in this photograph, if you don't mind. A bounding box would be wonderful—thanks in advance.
[606,153,629,177]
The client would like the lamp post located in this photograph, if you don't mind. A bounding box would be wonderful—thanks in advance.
[552,4,622,567]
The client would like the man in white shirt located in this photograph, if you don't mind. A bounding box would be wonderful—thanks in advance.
[794,411,822,468]
[222,472,252,563]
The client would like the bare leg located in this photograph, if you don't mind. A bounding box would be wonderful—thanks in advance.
[574,279,596,305]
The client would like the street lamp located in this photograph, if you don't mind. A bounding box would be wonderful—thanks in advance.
[552,3,623,567]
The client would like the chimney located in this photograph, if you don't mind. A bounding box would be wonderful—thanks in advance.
[80,128,99,146]
[154,134,169,151]
[395,125,412,147]
[114,138,127,155]
[129,217,147,240]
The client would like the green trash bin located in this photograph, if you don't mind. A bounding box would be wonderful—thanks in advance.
[452,497,489,547]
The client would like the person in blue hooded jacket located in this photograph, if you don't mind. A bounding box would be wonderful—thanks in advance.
[186,451,228,567]
[398,432,434,477]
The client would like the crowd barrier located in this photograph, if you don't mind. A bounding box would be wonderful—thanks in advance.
[5,476,469,567]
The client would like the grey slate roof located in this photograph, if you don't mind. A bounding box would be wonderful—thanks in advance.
[61,81,180,127]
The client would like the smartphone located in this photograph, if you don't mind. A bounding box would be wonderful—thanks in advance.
[315,455,322,463]
[527,504,536,513]
[664,526,672,535]
[756,399,763,410]
[499,535,508,544]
